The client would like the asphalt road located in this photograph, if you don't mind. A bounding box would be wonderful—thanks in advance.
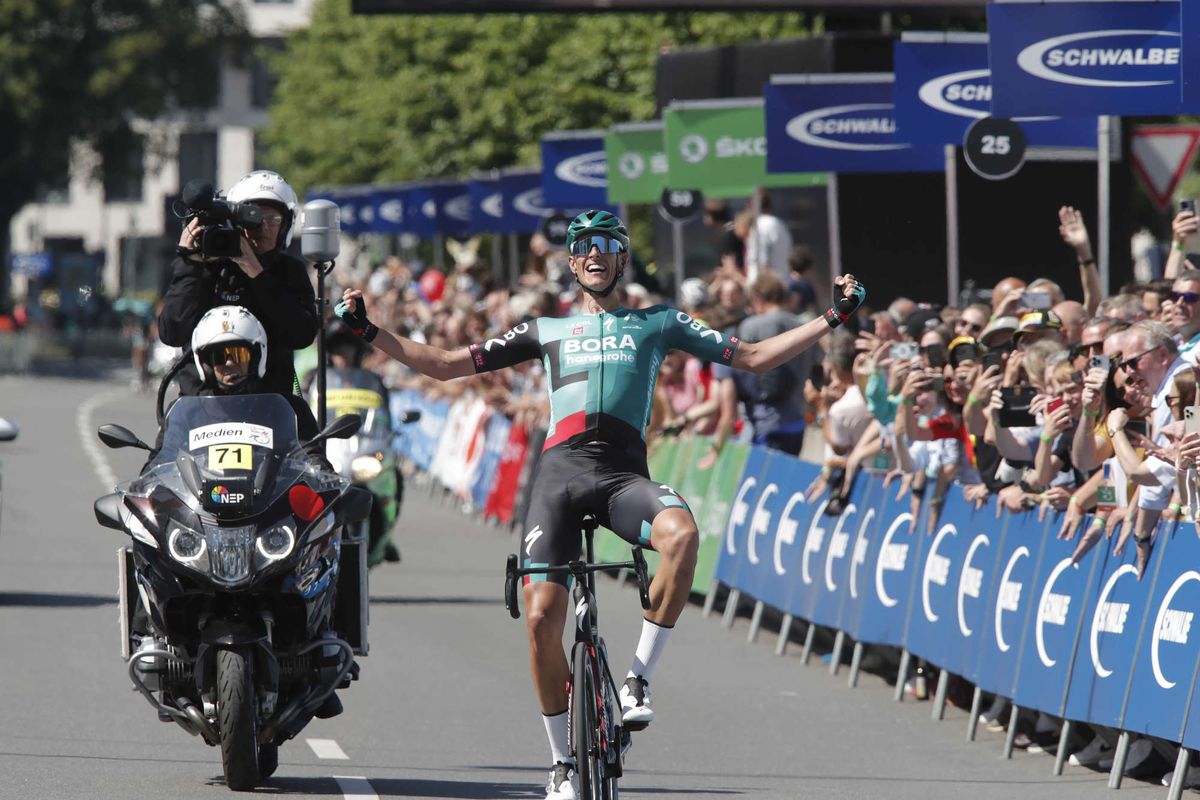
[0,370,1169,799]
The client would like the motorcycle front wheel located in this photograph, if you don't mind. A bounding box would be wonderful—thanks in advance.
[217,647,260,791]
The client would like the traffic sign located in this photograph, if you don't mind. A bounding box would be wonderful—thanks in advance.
[1130,126,1200,210]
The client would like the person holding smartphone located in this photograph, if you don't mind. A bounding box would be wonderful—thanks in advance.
[1031,360,1087,497]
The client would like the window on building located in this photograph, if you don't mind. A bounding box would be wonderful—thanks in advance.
[103,134,146,203]
[251,38,285,110]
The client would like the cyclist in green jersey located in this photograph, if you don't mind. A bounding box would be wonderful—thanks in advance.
[336,210,865,800]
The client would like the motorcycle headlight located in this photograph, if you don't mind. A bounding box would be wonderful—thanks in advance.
[167,523,206,563]
[351,455,383,482]
[256,522,296,561]
[204,525,254,584]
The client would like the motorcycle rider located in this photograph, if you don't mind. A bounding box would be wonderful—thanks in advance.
[159,169,318,398]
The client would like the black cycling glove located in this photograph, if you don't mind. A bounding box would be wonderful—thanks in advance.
[334,298,379,343]
[823,279,867,329]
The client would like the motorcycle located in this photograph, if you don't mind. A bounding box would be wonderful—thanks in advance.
[0,417,17,538]
[314,367,419,568]
[93,394,371,791]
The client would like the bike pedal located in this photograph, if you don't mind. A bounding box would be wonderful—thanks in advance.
[619,728,633,758]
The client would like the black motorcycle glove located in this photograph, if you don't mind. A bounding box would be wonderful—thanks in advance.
[334,298,378,343]
[823,279,867,330]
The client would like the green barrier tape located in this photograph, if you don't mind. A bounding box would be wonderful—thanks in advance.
[693,442,750,593]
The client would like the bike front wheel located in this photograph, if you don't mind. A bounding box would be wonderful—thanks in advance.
[572,644,610,800]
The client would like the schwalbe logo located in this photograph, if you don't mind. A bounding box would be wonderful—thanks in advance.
[919,68,992,120]
[1016,29,1180,88]
[445,194,471,222]
[422,199,437,219]
[378,199,404,224]
[481,192,503,220]
[554,150,607,188]
[514,188,548,218]
[785,103,908,152]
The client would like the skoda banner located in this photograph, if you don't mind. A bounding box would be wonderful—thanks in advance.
[987,0,1183,118]
[540,130,608,209]
[605,121,669,205]
[663,99,825,200]
[892,33,1097,148]
[499,169,551,234]
[763,74,945,174]
[469,176,504,235]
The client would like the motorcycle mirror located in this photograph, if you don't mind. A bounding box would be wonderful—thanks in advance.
[94,494,125,531]
[0,417,17,442]
[315,413,362,444]
[343,486,373,524]
[399,410,422,424]
[97,423,152,452]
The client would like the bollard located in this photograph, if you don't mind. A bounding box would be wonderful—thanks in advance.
[932,669,949,721]
[1167,747,1191,800]
[702,579,719,618]
[800,623,817,665]
[1004,704,1020,760]
[1107,731,1130,789]
[847,641,864,688]
[747,600,764,643]
[894,649,911,703]
[1053,720,1072,777]
[966,686,982,742]
[721,589,741,629]
[775,613,793,656]
[829,630,845,676]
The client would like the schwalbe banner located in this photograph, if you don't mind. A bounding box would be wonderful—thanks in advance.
[540,131,609,209]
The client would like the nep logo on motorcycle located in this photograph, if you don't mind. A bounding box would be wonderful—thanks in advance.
[210,485,247,504]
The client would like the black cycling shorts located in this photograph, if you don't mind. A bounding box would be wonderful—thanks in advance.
[520,442,691,587]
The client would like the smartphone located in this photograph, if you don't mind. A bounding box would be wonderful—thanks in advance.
[950,342,979,365]
[981,350,1004,372]
[923,345,948,369]
[1187,406,1200,436]
[1124,419,1150,440]
[809,363,826,390]
[998,386,1037,428]
[928,375,946,394]
[1023,290,1053,311]
[890,342,918,361]
[1089,354,1111,374]
[1046,397,1064,415]
[1182,198,1197,216]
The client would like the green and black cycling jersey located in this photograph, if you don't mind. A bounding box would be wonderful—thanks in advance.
[468,304,739,456]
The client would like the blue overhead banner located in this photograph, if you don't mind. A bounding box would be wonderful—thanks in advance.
[763,74,945,174]
[469,177,503,234]
[368,186,407,234]
[1184,0,1200,110]
[404,185,436,238]
[540,130,609,209]
[893,33,1097,148]
[402,183,471,238]
[499,170,551,234]
[987,0,1183,118]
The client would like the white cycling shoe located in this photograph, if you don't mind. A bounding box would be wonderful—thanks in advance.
[619,676,654,730]
[545,761,579,800]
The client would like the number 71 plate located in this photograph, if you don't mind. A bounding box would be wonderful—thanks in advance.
[208,444,253,471]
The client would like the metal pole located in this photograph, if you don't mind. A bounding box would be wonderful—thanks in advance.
[314,261,330,441]
[847,642,864,688]
[721,588,741,629]
[1108,731,1130,789]
[672,219,685,298]
[490,234,502,288]
[747,600,764,643]
[945,144,960,307]
[932,669,949,721]
[703,579,719,618]
[800,624,817,665]
[967,686,982,742]
[1004,704,1020,760]
[1053,720,1072,776]
[775,613,793,656]
[1098,116,1111,298]
[1168,747,1191,800]
[827,173,842,278]
[829,630,845,676]
[508,234,519,289]
[894,649,911,702]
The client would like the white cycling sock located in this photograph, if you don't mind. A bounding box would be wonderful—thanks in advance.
[542,710,572,766]
[629,617,672,683]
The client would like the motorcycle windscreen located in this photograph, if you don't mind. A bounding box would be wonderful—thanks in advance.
[317,368,392,438]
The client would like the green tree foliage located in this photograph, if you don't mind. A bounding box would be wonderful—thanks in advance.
[262,2,817,193]
[0,0,244,252]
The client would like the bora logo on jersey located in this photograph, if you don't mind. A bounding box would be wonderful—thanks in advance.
[563,335,638,366]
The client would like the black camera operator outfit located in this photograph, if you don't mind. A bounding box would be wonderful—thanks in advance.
[158,250,317,397]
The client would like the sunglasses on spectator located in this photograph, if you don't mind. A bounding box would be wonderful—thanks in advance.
[204,345,252,367]
[570,235,626,257]
[1117,345,1161,371]
[1170,291,1200,304]
[955,319,984,334]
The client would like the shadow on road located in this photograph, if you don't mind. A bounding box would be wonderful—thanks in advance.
[370,595,498,606]
[0,591,116,608]
[265,776,539,797]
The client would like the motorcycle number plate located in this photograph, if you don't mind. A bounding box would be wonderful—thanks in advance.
[208,444,252,472]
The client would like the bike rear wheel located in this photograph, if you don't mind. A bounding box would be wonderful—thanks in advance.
[572,644,607,800]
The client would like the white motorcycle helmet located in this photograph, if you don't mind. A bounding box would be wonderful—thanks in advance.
[191,306,269,387]
[226,170,299,248]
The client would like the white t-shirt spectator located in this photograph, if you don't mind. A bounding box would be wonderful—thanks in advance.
[826,384,870,460]
[1140,356,1192,511]
[745,214,793,284]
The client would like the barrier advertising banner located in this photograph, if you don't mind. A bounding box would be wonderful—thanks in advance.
[605,121,669,205]
[469,176,504,234]
[987,0,1183,118]
[696,442,750,593]
[498,169,550,234]
[663,99,826,199]
[764,74,945,175]
[541,130,609,209]
[892,33,1097,148]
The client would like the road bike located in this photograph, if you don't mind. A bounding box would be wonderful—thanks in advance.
[504,517,651,800]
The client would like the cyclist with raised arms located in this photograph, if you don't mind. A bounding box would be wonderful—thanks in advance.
[335,210,865,800]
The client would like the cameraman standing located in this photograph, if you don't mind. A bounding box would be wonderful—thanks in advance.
[158,170,318,397]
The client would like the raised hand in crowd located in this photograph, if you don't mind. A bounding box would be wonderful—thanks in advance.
[1058,205,1101,314]
[1166,208,1200,279]
[965,363,1001,436]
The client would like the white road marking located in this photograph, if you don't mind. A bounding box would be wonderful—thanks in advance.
[307,738,349,759]
[77,388,133,490]
[334,775,378,799]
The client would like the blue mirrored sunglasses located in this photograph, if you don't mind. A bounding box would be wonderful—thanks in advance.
[570,235,626,256]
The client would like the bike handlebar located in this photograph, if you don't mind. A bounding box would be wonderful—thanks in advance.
[503,548,653,619]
